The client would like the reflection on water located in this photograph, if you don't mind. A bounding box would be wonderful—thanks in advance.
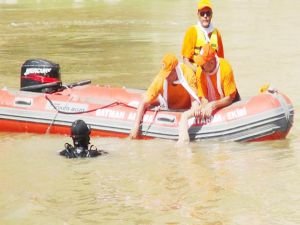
[0,0,300,224]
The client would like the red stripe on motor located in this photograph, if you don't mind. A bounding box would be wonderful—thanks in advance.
[22,74,60,83]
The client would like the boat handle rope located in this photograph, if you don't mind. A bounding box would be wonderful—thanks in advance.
[45,94,163,135]
[45,94,138,134]
[45,94,74,134]
[45,95,137,134]
[45,94,138,115]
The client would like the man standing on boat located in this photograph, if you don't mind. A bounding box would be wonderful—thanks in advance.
[129,53,199,139]
[178,43,240,144]
[181,0,224,73]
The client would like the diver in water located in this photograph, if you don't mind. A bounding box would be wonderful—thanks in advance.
[59,119,106,158]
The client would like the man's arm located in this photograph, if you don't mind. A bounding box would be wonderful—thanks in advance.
[181,26,197,73]
[129,98,151,139]
[177,105,197,144]
[201,95,233,118]
[183,57,197,73]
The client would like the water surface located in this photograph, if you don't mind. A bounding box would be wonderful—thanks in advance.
[0,1,299,224]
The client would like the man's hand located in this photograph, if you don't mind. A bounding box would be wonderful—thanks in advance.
[129,123,141,139]
[201,101,216,118]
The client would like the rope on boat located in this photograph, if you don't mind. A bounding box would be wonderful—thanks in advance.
[45,94,74,134]
[45,94,137,115]
[45,94,140,133]
[45,94,163,136]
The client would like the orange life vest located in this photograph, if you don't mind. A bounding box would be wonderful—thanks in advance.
[193,25,219,59]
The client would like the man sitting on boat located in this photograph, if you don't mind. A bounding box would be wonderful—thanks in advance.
[178,43,240,144]
[181,0,224,73]
[129,53,199,139]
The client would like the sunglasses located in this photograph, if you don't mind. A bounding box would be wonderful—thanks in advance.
[199,11,212,17]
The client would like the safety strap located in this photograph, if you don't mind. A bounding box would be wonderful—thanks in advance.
[205,57,224,101]
[175,64,201,104]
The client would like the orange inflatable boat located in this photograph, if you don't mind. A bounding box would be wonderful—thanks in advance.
[0,82,294,142]
[0,59,294,142]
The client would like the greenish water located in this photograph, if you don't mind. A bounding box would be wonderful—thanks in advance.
[0,1,300,225]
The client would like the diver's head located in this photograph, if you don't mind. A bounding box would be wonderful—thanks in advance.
[71,119,91,148]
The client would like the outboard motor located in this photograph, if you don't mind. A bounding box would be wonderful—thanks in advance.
[59,119,106,158]
[20,58,61,93]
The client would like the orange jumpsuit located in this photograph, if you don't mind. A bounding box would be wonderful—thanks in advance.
[144,64,197,110]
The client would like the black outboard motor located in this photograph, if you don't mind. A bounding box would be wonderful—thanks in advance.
[59,119,106,158]
[20,58,61,93]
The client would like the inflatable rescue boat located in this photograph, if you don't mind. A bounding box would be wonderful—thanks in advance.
[0,59,294,142]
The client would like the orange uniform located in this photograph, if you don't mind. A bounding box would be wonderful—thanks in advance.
[196,58,238,101]
[144,64,197,110]
[181,25,224,63]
